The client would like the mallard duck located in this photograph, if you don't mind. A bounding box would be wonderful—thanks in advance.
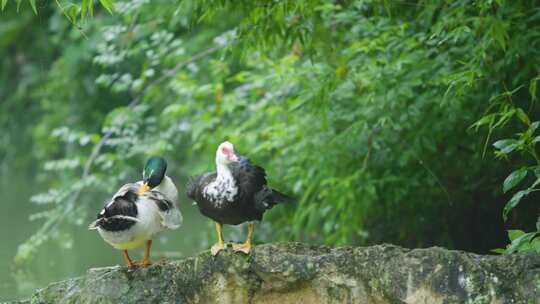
[89,156,182,268]
[186,141,292,256]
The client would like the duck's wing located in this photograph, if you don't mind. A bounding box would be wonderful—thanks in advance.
[186,172,217,203]
[230,155,267,201]
[230,155,293,211]
[89,183,139,231]
[143,190,183,229]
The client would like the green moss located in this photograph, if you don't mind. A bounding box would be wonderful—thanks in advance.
[13,243,540,304]
[534,273,540,291]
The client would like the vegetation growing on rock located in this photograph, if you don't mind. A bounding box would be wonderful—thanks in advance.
[17,243,540,304]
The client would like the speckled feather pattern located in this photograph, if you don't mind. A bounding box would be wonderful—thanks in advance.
[186,153,291,225]
[202,173,238,206]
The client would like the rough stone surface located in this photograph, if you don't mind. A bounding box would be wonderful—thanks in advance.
[13,242,540,304]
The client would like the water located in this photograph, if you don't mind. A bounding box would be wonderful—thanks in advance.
[0,169,209,302]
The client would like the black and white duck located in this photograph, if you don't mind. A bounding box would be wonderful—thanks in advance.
[89,156,182,268]
[186,141,292,256]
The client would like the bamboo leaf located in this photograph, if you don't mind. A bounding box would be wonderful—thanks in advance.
[503,190,531,221]
[99,0,114,14]
[530,76,539,101]
[29,0,37,14]
[503,168,527,193]
[516,108,530,126]
[508,229,525,241]
[491,19,508,51]
[85,0,93,17]
[493,139,518,154]
[506,231,536,253]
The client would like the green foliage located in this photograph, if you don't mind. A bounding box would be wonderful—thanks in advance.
[3,0,540,265]
[503,167,528,194]
[494,229,540,254]
[0,0,113,25]
[476,88,540,253]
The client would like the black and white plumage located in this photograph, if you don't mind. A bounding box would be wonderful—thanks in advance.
[186,141,292,255]
[89,156,182,267]
[187,156,290,225]
[89,183,179,250]
[145,175,183,229]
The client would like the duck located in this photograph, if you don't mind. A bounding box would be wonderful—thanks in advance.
[89,156,182,268]
[186,141,292,256]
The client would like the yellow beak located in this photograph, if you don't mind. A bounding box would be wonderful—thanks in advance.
[138,183,150,195]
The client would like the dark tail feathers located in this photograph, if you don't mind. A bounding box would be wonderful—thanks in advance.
[271,189,294,204]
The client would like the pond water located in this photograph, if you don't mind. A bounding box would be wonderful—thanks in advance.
[0,169,211,301]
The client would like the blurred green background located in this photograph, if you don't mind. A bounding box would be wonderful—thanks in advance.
[2,0,540,301]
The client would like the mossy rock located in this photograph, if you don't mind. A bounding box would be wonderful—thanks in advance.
[14,242,540,304]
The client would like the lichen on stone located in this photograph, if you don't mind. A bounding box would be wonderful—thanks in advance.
[11,242,540,304]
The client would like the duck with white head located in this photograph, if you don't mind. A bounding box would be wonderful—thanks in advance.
[187,141,292,256]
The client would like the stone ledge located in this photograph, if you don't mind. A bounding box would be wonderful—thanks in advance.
[15,242,540,304]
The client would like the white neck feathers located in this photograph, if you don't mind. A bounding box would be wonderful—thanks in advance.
[216,163,234,182]
[203,163,238,203]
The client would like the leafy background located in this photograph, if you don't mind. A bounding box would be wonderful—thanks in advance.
[1,0,540,300]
